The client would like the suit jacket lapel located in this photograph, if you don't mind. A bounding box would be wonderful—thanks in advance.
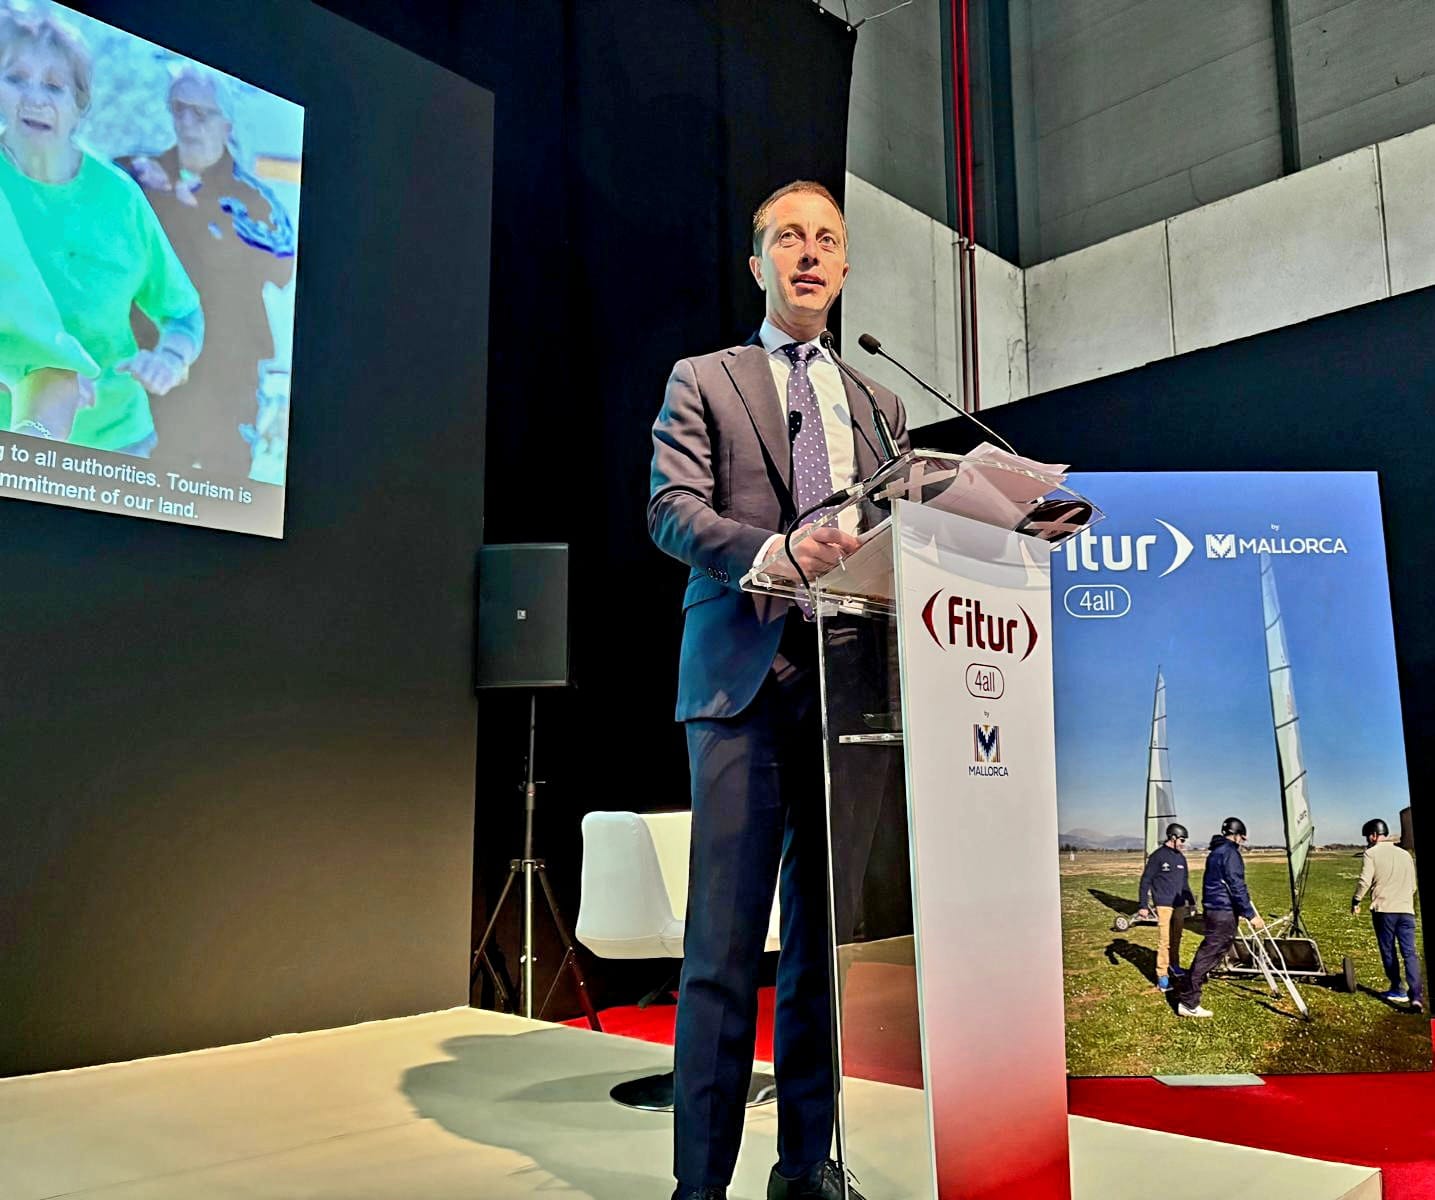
[725,343,792,495]
[843,370,882,482]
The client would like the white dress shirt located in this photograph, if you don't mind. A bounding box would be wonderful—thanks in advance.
[751,319,860,571]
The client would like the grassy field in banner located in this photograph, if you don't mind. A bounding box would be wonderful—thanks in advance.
[1062,849,1432,1076]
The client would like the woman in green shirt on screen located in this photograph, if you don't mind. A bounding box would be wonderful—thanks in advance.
[0,10,203,456]
[0,181,99,440]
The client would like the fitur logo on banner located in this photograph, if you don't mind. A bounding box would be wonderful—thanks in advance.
[1059,521,1192,576]
[1058,521,1350,577]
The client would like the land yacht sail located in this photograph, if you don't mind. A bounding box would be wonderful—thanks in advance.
[1260,552,1316,934]
[1144,668,1178,858]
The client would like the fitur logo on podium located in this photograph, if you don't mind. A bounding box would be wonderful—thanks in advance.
[919,590,1039,660]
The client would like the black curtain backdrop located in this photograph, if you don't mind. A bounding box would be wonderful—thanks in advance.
[315,0,857,1013]
[0,2,491,1074]
[917,283,1435,942]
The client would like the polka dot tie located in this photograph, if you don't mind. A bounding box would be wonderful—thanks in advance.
[782,342,833,618]
[782,341,833,521]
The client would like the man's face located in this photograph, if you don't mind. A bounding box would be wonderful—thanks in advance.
[170,76,230,165]
[0,43,83,150]
[749,191,849,330]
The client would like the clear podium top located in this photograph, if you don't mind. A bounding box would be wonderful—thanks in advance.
[741,447,1102,611]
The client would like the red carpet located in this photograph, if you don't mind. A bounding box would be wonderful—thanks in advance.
[570,987,1435,1195]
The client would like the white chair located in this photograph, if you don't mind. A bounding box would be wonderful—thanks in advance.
[576,809,778,1110]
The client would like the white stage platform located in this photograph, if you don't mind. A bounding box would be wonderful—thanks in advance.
[0,1008,1380,1199]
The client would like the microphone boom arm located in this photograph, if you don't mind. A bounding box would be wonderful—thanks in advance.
[819,331,901,471]
[857,333,1017,457]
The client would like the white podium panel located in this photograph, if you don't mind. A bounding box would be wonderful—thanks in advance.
[751,451,1094,1199]
[891,501,1069,1199]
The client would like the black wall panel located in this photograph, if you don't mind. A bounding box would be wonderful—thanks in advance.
[0,0,492,1073]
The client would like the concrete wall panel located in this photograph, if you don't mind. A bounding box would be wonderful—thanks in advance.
[1379,121,1435,295]
[1034,0,1272,136]
[1038,40,1279,226]
[1025,222,1173,394]
[1167,147,1386,353]
[1292,0,1435,132]
[844,173,953,428]
[836,0,949,226]
[975,245,1029,408]
[1040,135,1283,262]
[1300,72,1435,166]
[935,230,962,411]
[1012,0,1435,264]
[1028,0,1148,51]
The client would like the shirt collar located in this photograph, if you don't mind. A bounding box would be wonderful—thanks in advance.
[759,317,832,365]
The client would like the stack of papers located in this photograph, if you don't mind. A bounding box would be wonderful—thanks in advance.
[939,442,1070,529]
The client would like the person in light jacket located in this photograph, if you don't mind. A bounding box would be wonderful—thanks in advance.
[1353,817,1423,1013]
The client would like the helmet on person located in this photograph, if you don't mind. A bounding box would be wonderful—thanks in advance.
[1362,818,1389,839]
[1220,816,1247,838]
[1165,823,1188,841]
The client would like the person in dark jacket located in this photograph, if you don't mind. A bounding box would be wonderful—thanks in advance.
[1174,817,1265,1017]
[1137,822,1196,992]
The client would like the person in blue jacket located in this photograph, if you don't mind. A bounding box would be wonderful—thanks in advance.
[1174,817,1265,1017]
[1136,822,1196,993]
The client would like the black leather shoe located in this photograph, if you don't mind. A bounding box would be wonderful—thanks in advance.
[767,1160,866,1200]
[671,1186,727,1200]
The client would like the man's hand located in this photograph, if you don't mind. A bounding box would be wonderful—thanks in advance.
[129,156,172,192]
[115,348,186,396]
[1352,902,1362,917]
[1137,908,1151,920]
[791,525,861,578]
[1249,913,1266,932]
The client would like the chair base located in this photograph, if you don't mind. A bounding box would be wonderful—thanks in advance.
[609,1070,777,1112]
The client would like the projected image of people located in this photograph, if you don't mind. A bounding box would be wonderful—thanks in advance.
[118,66,295,481]
[0,1,301,532]
[0,8,202,455]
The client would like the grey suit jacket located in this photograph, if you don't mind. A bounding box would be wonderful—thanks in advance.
[648,336,909,722]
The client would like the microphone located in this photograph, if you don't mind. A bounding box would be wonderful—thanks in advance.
[857,333,1017,456]
[818,330,900,469]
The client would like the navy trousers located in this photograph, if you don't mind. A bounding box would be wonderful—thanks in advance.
[1373,911,1424,1002]
[673,646,834,1188]
[1178,909,1238,1008]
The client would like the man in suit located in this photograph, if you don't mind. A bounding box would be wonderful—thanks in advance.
[648,181,908,1200]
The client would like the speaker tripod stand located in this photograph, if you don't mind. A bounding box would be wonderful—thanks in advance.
[471,694,600,1029]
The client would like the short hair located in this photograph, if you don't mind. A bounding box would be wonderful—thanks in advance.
[0,7,93,114]
[168,64,236,123]
[751,180,846,256]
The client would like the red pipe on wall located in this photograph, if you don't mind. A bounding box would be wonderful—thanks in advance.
[950,0,980,412]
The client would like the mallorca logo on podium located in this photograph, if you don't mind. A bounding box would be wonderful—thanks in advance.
[971,723,1009,776]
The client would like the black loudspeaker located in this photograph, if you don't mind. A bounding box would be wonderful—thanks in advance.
[476,543,571,689]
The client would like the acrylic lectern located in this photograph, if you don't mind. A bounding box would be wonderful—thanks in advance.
[742,449,1102,1200]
